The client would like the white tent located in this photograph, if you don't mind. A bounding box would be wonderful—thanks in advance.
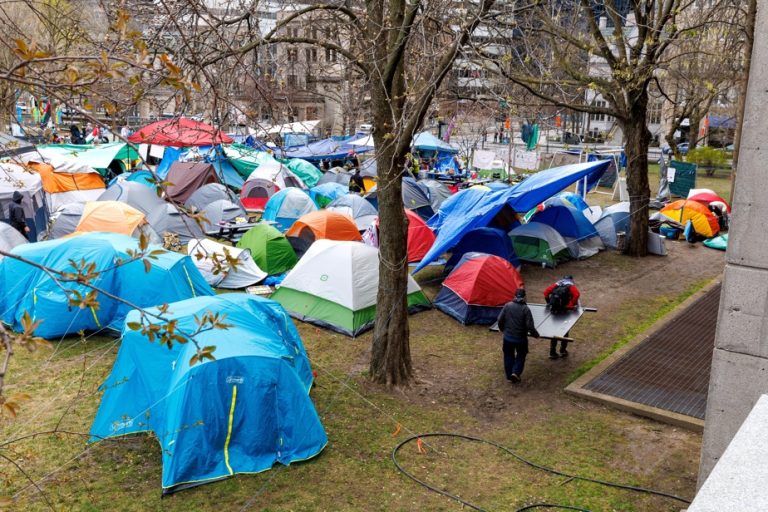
[271,240,430,336]
[0,222,28,256]
[252,120,321,137]
[187,238,266,289]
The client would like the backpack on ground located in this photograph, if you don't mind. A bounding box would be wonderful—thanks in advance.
[548,284,572,314]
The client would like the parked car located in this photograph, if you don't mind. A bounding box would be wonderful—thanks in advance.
[662,142,690,156]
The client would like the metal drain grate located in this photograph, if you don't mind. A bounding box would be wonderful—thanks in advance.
[583,284,721,420]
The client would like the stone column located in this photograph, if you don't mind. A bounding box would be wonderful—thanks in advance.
[697,0,768,486]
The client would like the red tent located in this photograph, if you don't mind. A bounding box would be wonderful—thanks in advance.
[688,191,731,213]
[434,253,524,325]
[404,209,436,263]
[128,118,233,147]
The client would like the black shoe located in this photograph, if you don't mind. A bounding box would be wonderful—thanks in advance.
[509,374,521,383]
[560,350,569,358]
[549,353,560,360]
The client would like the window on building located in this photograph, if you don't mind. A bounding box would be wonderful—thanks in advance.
[306,106,318,119]
[287,48,297,63]
[287,74,298,87]
[590,99,607,122]
[648,101,662,125]
[306,48,318,62]
[326,47,337,63]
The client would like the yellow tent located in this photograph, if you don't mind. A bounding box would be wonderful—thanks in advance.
[75,201,146,236]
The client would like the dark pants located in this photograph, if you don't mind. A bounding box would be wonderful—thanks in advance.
[503,338,528,378]
[550,338,569,356]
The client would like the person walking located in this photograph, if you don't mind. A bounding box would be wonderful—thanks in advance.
[9,191,29,240]
[543,275,581,359]
[497,288,540,383]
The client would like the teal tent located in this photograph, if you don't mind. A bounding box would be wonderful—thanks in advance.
[90,293,326,494]
[0,233,213,339]
[284,158,323,187]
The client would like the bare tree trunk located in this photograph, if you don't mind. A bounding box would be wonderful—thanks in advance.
[623,90,651,256]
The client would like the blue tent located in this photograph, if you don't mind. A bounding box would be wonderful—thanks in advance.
[594,202,630,249]
[263,188,318,232]
[413,160,611,273]
[124,170,155,187]
[445,227,520,269]
[528,197,604,259]
[486,181,511,192]
[310,182,349,208]
[90,293,327,494]
[0,233,213,339]
[412,132,458,154]
[556,191,590,211]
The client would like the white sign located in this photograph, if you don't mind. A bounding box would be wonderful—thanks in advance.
[472,149,497,170]
[514,149,539,171]
[667,167,676,183]
[149,144,166,159]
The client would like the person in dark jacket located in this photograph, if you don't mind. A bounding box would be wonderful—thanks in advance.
[9,191,29,239]
[496,288,540,383]
[349,167,366,193]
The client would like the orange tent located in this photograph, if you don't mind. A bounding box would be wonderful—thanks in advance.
[75,201,146,236]
[660,199,720,238]
[285,210,363,242]
[27,162,105,193]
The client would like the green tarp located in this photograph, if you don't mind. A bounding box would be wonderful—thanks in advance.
[669,160,697,198]
[38,142,138,172]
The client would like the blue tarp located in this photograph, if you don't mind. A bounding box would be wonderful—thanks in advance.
[414,160,611,273]
[0,233,214,339]
[124,170,155,187]
[428,188,489,233]
[156,147,184,178]
[412,132,458,154]
[90,293,327,493]
[445,227,520,269]
[283,138,372,161]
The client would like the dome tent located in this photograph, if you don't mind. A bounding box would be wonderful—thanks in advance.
[48,202,86,239]
[594,202,630,249]
[434,253,524,325]
[187,238,266,288]
[509,222,572,268]
[445,227,520,270]
[284,158,323,187]
[199,199,246,232]
[364,177,433,220]
[284,210,362,258]
[165,162,220,203]
[90,293,326,494]
[263,188,318,232]
[527,197,604,259]
[98,180,167,216]
[310,182,349,208]
[76,201,147,236]
[186,183,237,211]
[660,199,720,239]
[272,240,430,336]
[0,233,214,339]
[145,203,206,244]
[327,194,378,230]
[236,224,298,276]
[417,179,453,211]
[240,160,306,211]
[316,167,351,187]
[0,222,27,257]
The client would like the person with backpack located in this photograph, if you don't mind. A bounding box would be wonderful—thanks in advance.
[496,288,540,383]
[543,275,581,359]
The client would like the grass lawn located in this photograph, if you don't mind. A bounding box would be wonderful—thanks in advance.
[0,165,730,511]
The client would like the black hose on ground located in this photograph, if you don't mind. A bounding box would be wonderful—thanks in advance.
[391,432,692,512]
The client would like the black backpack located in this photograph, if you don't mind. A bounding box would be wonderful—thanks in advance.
[548,284,572,314]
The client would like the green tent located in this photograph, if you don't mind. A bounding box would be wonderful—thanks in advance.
[271,240,430,337]
[236,223,298,275]
[283,158,323,187]
[509,222,572,268]
[222,143,277,179]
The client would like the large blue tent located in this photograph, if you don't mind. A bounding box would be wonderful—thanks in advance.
[413,160,611,273]
[0,233,213,338]
[283,137,372,162]
[412,132,458,153]
[90,293,326,494]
